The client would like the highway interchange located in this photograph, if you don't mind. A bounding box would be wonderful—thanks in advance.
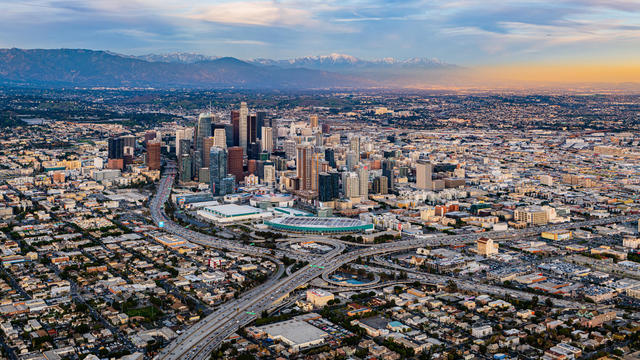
[151,165,640,360]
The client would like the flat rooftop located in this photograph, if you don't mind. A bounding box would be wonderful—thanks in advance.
[203,204,262,217]
[257,319,328,346]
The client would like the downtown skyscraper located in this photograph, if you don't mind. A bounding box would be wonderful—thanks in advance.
[195,112,214,175]
[238,102,248,153]
[296,143,312,191]
[209,147,234,196]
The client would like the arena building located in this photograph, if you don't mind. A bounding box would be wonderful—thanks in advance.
[265,216,373,234]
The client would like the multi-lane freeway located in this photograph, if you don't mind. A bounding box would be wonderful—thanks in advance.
[152,167,347,360]
[151,165,640,360]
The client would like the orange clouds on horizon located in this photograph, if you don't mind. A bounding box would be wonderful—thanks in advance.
[406,63,640,91]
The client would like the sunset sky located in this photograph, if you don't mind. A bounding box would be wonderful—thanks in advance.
[2,0,639,83]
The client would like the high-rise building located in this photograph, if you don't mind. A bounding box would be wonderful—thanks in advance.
[257,111,266,139]
[416,160,433,190]
[247,142,260,160]
[178,139,191,156]
[325,148,336,168]
[344,172,360,198]
[202,137,215,172]
[209,147,228,196]
[358,166,369,198]
[261,127,273,153]
[318,171,340,202]
[195,112,214,171]
[108,137,123,160]
[224,124,234,148]
[284,140,297,160]
[270,118,278,150]
[146,140,161,170]
[179,154,192,182]
[227,146,244,183]
[398,166,409,178]
[296,143,312,191]
[120,135,136,166]
[231,110,240,146]
[213,129,227,149]
[221,175,235,195]
[311,153,323,192]
[263,164,275,185]
[309,114,319,128]
[321,123,330,134]
[256,160,265,179]
[178,139,192,181]
[330,171,340,200]
[318,173,332,202]
[350,136,361,155]
[175,128,193,156]
[213,123,233,149]
[373,176,388,194]
[175,129,185,156]
[247,114,257,144]
[346,151,358,171]
[199,168,210,184]
[107,136,129,170]
[239,102,248,152]
[382,159,395,192]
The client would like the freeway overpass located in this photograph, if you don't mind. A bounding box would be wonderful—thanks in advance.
[152,172,347,360]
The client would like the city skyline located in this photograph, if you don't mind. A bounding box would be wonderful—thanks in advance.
[0,85,639,360]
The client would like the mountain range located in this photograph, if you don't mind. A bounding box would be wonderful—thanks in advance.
[250,53,452,72]
[0,48,373,89]
[132,52,452,71]
[0,48,456,89]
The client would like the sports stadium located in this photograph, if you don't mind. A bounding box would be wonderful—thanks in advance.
[264,216,373,234]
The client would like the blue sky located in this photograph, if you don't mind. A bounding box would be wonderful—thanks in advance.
[2,0,640,65]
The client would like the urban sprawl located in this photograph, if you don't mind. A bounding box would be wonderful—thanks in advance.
[0,91,639,360]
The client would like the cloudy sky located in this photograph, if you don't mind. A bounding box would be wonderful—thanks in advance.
[2,0,640,67]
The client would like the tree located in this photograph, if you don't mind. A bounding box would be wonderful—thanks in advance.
[237,352,256,360]
[446,280,458,292]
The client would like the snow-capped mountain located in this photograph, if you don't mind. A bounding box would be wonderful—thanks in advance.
[128,51,453,71]
[65,50,457,88]
[250,53,452,71]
